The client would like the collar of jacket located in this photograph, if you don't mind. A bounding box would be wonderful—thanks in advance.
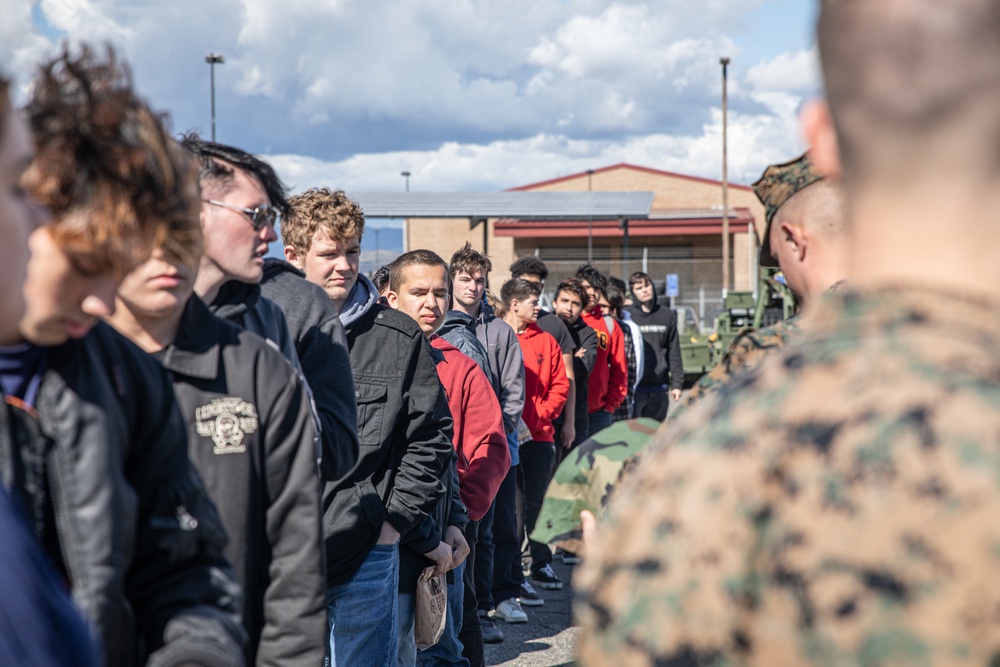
[440,310,476,335]
[157,296,222,380]
[209,279,261,320]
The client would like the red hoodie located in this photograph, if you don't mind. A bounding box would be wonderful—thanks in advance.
[430,337,509,521]
[515,323,569,443]
[582,305,628,413]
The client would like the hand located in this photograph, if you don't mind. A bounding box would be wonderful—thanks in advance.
[575,347,587,359]
[377,520,400,545]
[443,525,470,570]
[580,509,598,557]
[670,388,683,402]
[560,422,576,450]
[423,541,453,577]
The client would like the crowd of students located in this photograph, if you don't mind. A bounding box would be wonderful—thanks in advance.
[0,44,689,667]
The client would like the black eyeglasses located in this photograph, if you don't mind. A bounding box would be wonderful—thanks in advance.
[203,199,279,232]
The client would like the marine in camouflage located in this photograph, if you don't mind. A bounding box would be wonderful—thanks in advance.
[575,287,1000,666]
[530,418,659,555]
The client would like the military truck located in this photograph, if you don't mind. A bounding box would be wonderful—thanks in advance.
[710,267,796,360]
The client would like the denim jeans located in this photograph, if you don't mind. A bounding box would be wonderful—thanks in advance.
[588,409,614,436]
[458,522,482,667]
[490,465,523,605]
[518,441,556,573]
[410,560,470,667]
[326,543,400,667]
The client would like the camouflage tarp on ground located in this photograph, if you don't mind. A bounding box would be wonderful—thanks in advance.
[530,418,659,554]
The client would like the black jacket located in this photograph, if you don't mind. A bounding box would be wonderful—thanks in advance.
[261,260,359,487]
[627,295,684,391]
[155,296,325,667]
[438,311,493,384]
[209,280,299,372]
[567,316,598,438]
[0,323,245,667]
[326,278,453,585]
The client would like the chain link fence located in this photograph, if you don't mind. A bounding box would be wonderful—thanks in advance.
[522,246,734,334]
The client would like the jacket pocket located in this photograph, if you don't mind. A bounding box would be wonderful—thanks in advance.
[354,477,387,527]
[355,381,387,447]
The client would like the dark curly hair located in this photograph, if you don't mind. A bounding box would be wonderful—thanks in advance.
[23,45,201,276]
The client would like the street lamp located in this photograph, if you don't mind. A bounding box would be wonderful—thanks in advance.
[720,56,731,295]
[587,169,595,263]
[206,53,225,142]
[401,171,411,192]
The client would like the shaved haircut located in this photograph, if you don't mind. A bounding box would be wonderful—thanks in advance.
[819,0,1000,183]
[777,180,845,239]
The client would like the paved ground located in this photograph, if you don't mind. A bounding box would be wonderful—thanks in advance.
[484,558,579,667]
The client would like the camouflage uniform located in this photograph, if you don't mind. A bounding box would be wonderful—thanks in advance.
[575,287,1000,666]
[529,419,659,555]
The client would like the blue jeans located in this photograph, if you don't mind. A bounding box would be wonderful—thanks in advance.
[327,543,400,667]
[588,409,614,436]
[417,561,469,667]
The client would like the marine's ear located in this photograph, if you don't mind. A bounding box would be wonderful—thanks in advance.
[801,98,841,179]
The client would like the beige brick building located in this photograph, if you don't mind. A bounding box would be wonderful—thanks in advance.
[405,164,765,328]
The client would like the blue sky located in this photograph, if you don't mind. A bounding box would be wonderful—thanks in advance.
[6,0,822,245]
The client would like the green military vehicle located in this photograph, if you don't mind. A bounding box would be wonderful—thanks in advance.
[710,267,796,360]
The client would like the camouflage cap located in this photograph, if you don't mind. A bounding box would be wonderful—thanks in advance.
[530,418,659,554]
[753,153,824,268]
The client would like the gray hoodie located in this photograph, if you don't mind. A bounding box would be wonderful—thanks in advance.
[473,302,525,437]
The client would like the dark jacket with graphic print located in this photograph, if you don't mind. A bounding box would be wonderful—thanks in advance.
[156,296,325,667]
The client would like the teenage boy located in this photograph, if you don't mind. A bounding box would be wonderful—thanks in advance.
[552,279,597,449]
[626,271,683,420]
[283,187,454,666]
[387,249,509,666]
[448,243,529,639]
[501,279,569,593]
[15,47,245,665]
[575,264,627,434]
[108,240,325,660]
[180,136,359,488]
[0,71,99,667]
[510,257,577,448]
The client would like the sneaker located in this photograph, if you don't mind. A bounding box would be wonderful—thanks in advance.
[518,581,544,607]
[493,598,528,623]
[557,549,581,565]
[531,563,564,590]
[480,614,504,643]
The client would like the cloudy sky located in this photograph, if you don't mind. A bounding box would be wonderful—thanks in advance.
[4,0,820,217]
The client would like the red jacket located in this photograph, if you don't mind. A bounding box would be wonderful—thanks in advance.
[430,337,509,521]
[515,324,569,443]
[582,306,628,413]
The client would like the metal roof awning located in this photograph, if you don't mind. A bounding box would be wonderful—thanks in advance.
[493,207,755,238]
[346,191,654,220]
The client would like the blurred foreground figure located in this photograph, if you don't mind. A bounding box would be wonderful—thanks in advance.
[577,1,1000,664]
[14,47,244,666]
[0,71,99,667]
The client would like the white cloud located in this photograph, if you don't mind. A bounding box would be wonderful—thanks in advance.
[745,46,820,94]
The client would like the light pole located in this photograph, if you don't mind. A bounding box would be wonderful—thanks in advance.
[401,171,411,192]
[373,228,380,272]
[587,169,594,263]
[720,56,731,295]
[206,53,225,142]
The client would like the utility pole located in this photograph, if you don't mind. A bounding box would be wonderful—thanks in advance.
[587,169,594,263]
[205,53,225,142]
[720,56,731,295]
[401,171,411,192]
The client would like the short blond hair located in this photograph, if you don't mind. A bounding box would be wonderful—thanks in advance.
[283,187,365,254]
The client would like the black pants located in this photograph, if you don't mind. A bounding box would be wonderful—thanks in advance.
[517,440,556,574]
[473,497,495,612]
[490,465,523,605]
[634,390,670,421]
[459,520,482,667]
